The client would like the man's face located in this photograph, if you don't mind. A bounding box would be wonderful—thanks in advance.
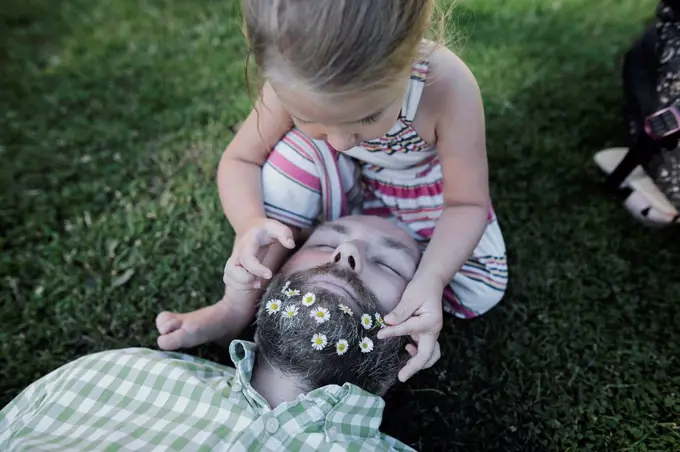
[281,216,421,312]
[254,216,420,395]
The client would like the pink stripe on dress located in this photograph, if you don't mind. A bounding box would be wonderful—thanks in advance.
[365,180,443,200]
[268,149,321,192]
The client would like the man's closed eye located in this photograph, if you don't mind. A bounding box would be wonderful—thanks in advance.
[376,260,401,277]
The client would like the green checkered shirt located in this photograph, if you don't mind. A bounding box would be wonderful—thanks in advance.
[1,340,414,451]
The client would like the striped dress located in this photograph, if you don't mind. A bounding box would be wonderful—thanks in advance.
[261,59,508,318]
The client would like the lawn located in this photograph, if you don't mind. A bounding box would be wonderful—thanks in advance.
[1,0,679,450]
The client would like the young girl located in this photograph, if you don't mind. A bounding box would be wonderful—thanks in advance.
[156,0,508,382]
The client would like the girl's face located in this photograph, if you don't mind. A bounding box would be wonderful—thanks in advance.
[272,78,408,151]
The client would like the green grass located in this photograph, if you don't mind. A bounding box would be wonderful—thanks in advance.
[2,0,679,450]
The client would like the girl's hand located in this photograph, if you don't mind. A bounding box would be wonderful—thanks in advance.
[223,218,295,291]
[377,274,445,382]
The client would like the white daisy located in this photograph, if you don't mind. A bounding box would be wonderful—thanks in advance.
[281,281,291,294]
[310,306,330,324]
[311,333,328,351]
[338,303,353,316]
[285,288,300,298]
[359,337,374,353]
[374,313,386,329]
[282,305,299,319]
[265,299,282,315]
[336,339,349,356]
[301,292,316,307]
[360,313,373,330]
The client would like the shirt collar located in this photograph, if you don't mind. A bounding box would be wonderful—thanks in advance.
[228,340,257,379]
[228,340,269,409]
[229,340,386,440]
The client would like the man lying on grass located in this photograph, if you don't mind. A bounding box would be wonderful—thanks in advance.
[0,215,439,451]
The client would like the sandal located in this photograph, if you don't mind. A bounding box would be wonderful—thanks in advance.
[594,147,680,226]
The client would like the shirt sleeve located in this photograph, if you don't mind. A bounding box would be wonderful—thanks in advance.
[0,385,35,444]
[0,359,73,445]
[0,349,158,447]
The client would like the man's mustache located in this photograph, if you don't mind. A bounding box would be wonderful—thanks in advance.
[285,263,381,312]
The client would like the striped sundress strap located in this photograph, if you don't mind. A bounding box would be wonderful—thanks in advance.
[400,58,429,123]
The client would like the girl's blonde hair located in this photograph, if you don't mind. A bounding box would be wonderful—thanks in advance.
[243,0,440,97]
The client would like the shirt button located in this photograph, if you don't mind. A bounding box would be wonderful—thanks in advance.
[232,382,242,392]
[265,418,279,434]
[327,426,337,437]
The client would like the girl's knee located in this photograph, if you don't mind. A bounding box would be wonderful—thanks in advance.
[476,285,507,314]
[445,268,508,318]
[261,130,324,228]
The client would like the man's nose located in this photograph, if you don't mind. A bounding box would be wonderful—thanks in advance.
[331,242,363,273]
[325,133,357,152]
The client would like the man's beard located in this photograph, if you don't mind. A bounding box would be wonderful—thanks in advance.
[254,262,408,395]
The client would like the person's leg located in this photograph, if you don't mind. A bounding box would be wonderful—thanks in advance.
[441,211,508,318]
[260,129,359,227]
[156,130,357,349]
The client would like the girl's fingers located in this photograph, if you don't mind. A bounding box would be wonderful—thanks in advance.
[377,316,428,339]
[398,335,437,382]
[263,221,295,249]
[224,264,258,286]
[423,341,441,369]
[238,247,272,279]
[384,294,421,326]
[405,343,418,357]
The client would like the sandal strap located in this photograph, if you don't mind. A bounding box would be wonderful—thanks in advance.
[605,139,655,190]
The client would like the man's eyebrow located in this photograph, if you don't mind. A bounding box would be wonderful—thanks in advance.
[381,236,418,260]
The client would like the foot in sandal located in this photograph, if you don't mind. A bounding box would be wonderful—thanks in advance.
[594,147,680,226]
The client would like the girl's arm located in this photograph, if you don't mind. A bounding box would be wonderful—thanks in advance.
[218,82,294,235]
[376,50,490,381]
[417,49,490,286]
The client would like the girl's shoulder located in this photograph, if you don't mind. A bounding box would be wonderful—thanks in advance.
[419,46,482,120]
[427,45,473,83]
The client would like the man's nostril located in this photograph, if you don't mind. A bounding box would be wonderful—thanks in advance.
[334,253,341,263]
[348,255,356,270]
